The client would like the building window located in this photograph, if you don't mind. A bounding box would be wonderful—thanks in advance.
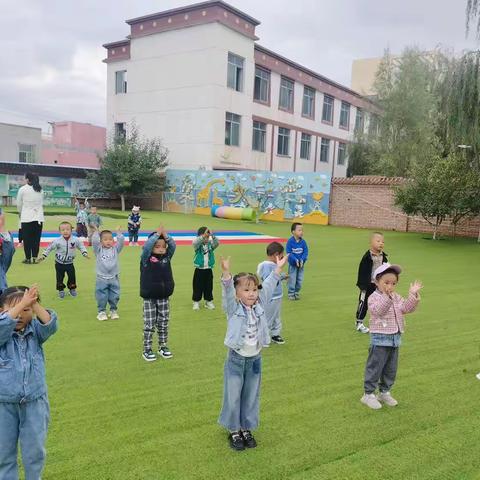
[322,94,334,123]
[338,142,347,165]
[355,108,364,133]
[115,70,127,94]
[114,122,126,140]
[279,77,294,111]
[254,67,270,103]
[369,113,379,136]
[320,138,330,163]
[18,144,35,163]
[277,127,290,156]
[340,101,351,129]
[252,121,266,152]
[225,112,241,146]
[302,86,315,118]
[227,53,244,92]
[300,133,311,160]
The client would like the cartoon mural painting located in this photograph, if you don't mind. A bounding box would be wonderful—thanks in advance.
[165,169,331,225]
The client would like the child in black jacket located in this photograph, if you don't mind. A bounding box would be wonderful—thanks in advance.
[355,232,388,334]
[140,225,176,362]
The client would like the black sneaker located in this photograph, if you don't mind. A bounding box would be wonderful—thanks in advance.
[228,431,245,451]
[158,346,173,359]
[241,430,257,449]
[271,335,285,345]
[22,259,31,265]
[142,350,157,362]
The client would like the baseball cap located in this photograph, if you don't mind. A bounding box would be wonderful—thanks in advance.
[373,263,402,279]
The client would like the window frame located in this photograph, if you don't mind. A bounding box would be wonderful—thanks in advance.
[319,138,330,163]
[302,86,315,119]
[114,122,126,140]
[355,108,364,134]
[277,127,291,156]
[339,101,351,130]
[225,112,241,147]
[252,120,267,152]
[299,133,312,160]
[115,70,127,94]
[18,143,35,163]
[279,76,295,113]
[227,52,244,92]
[337,142,347,165]
[253,66,271,105]
[322,94,334,124]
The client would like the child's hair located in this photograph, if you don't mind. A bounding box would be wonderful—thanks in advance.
[291,222,302,232]
[197,226,209,236]
[371,231,384,238]
[375,268,399,281]
[266,241,284,256]
[233,273,262,290]
[59,221,73,230]
[0,286,40,309]
[148,231,166,241]
[100,230,113,239]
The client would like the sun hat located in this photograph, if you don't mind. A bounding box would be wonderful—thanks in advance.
[373,263,402,279]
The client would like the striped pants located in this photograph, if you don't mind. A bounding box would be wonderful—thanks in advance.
[143,298,170,351]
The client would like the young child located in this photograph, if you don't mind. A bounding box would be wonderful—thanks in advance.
[257,241,288,344]
[0,210,15,295]
[286,222,308,300]
[361,263,422,410]
[192,226,219,310]
[140,225,176,362]
[0,285,58,479]
[74,196,89,238]
[219,253,288,451]
[355,232,388,334]
[37,222,89,298]
[127,206,142,246]
[92,227,125,321]
[87,206,102,245]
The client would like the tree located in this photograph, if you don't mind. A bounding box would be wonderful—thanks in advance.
[88,126,168,211]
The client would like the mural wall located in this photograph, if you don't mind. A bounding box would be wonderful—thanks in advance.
[0,174,90,207]
[164,169,331,225]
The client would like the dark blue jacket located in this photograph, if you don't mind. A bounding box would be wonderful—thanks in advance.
[286,236,308,267]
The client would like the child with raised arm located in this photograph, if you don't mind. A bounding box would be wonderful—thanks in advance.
[127,206,142,246]
[140,225,176,362]
[361,263,422,410]
[92,227,125,321]
[74,196,89,238]
[219,253,288,451]
[37,222,89,298]
[0,285,58,480]
[192,226,219,310]
[355,232,388,334]
[0,210,15,295]
[87,206,102,245]
[257,241,288,344]
[286,222,308,300]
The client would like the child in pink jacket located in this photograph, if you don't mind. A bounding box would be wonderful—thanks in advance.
[361,263,422,410]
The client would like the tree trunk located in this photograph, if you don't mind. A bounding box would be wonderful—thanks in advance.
[120,194,125,212]
[432,220,438,240]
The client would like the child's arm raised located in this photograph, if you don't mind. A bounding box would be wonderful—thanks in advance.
[220,256,237,316]
[400,281,422,314]
[91,228,101,255]
[32,302,58,344]
[260,254,288,304]
[141,233,158,265]
[210,232,220,250]
[192,235,204,251]
[0,231,15,272]
[116,227,125,253]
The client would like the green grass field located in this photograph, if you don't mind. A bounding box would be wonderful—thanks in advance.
[4,208,480,480]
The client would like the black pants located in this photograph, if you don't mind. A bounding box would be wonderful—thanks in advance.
[21,221,43,260]
[364,345,399,394]
[192,268,213,302]
[356,283,376,321]
[76,223,88,238]
[55,262,77,291]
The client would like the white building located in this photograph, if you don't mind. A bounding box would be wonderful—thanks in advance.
[103,0,377,176]
[0,122,42,164]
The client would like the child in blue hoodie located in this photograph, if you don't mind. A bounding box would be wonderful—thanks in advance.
[286,222,308,300]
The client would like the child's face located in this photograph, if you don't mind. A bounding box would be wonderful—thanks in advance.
[79,204,85,210]
[370,234,384,253]
[293,225,303,238]
[376,272,398,295]
[268,252,283,262]
[153,238,167,255]
[235,279,259,306]
[5,298,34,331]
[90,207,97,214]
[60,224,72,238]
[101,233,114,248]
[202,229,210,239]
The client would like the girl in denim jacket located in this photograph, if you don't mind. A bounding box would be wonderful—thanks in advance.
[218,254,288,451]
[0,285,58,479]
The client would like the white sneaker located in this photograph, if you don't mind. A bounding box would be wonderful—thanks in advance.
[193,302,200,310]
[377,391,398,407]
[205,301,215,310]
[356,322,369,334]
[476,372,480,380]
[110,310,119,320]
[360,393,382,410]
[97,311,108,321]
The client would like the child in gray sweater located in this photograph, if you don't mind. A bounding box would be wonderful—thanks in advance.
[92,227,125,321]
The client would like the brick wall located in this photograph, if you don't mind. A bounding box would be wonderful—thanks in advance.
[329,177,480,238]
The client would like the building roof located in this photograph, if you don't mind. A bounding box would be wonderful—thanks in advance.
[0,122,41,132]
[333,176,405,185]
[0,161,98,178]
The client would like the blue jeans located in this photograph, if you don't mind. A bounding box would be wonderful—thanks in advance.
[95,276,120,312]
[265,298,282,336]
[0,395,49,480]
[288,264,304,296]
[218,349,262,431]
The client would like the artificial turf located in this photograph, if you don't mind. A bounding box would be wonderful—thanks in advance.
[4,207,480,480]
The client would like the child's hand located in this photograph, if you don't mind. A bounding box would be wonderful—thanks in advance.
[296,259,300,268]
[85,254,91,259]
[220,255,231,273]
[36,256,44,263]
[275,254,288,270]
[23,285,38,306]
[299,260,304,268]
[157,224,166,237]
[409,280,423,296]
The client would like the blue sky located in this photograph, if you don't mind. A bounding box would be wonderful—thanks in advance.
[0,0,476,131]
